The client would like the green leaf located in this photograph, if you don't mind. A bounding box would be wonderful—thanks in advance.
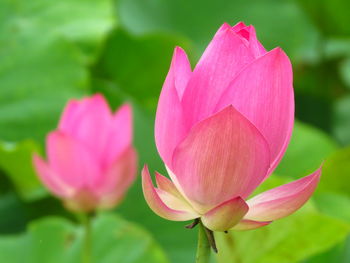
[317,146,350,197]
[0,39,87,142]
[324,38,350,59]
[0,0,115,61]
[0,0,115,142]
[0,140,45,201]
[0,213,169,263]
[0,193,28,234]
[215,176,350,263]
[333,96,350,145]
[118,0,320,63]
[303,237,350,263]
[313,193,350,223]
[297,0,350,36]
[339,58,350,89]
[94,28,192,110]
[275,121,338,179]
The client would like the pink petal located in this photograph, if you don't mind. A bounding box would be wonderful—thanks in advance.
[63,189,99,212]
[245,167,321,221]
[165,165,198,208]
[231,21,248,32]
[231,22,266,57]
[103,104,133,167]
[155,172,183,199]
[215,48,294,176]
[214,22,236,36]
[47,131,101,189]
[218,23,265,58]
[243,25,266,57]
[97,146,137,200]
[32,154,73,197]
[155,47,192,166]
[58,99,80,130]
[142,165,198,221]
[155,172,197,212]
[171,47,192,98]
[58,94,112,162]
[155,188,195,212]
[172,106,270,213]
[234,28,250,42]
[201,196,248,231]
[231,219,271,231]
[181,26,255,130]
[98,148,136,210]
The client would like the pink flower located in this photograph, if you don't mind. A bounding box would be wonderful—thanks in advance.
[142,22,321,231]
[33,94,137,212]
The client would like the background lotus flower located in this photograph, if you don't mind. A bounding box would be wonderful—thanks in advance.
[142,22,321,232]
[33,94,137,212]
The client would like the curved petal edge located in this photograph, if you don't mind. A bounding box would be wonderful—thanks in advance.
[245,167,322,221]
[201,196,248,231]
[155,47,191,166]
[33,154,73,197]
[172,105,270,212]
[142,165,198,221]
[231,219,271,231]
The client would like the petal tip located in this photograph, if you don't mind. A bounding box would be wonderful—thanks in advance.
[174,46,185,53]
[115,103,132,118]
[246,166,322,221]
[141,165,197,221]
[141,165,149,176]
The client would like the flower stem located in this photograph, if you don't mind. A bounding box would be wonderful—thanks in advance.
[195,221,211,263]
[81,213,92,263]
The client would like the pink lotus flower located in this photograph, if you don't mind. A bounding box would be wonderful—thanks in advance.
[142,22,321,231]
[33,94,137,212]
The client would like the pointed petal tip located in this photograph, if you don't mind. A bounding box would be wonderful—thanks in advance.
[154,170,177,192]
[78,93,111,116]
[155,42,192,166]
[114,102,132,119]
[246,166,322,221]
[231,21,247,31]
[173,46,189,60]
[141,165,197,221]
[141,164,149,176]
[174,46,185,53]
[215,23,247,38]
[154,171,167,188]
[118,102,132,111]
[219,22,232,30]
[91,93,107,102]
[81,93,108,109]
[269,47,288,60]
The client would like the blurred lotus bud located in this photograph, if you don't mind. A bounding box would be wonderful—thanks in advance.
[33,94,137,212]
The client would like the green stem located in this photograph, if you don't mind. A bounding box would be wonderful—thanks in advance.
[195,221,211,263]
[81,214,92,263]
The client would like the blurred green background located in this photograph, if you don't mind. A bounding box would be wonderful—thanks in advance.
[1,0,350,262]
